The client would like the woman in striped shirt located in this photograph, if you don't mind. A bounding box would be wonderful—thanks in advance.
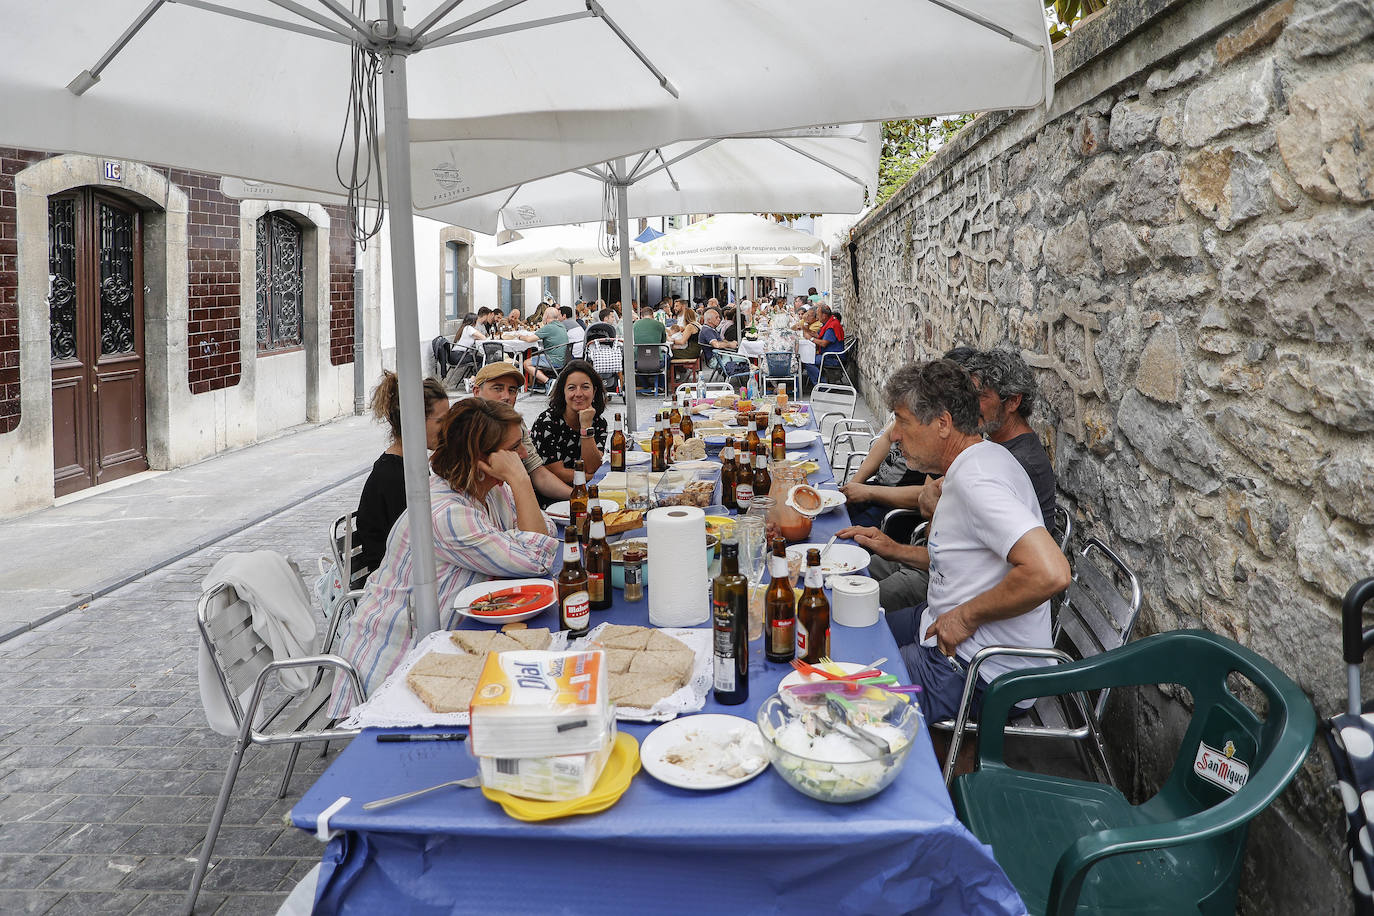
[328,398,558,716]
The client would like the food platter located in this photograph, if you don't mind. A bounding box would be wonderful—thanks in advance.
[640,714,770,790]
[451,578,557,623]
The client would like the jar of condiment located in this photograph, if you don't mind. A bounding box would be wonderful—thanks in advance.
[622,548,645,602]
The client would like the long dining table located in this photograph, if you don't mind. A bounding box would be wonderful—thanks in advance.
[290,406,1024,915]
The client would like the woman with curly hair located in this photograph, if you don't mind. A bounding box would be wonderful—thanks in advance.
[529,359,608,484]
[328,397,558,714]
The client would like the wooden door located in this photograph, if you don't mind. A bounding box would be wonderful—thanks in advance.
[48,190,148,497]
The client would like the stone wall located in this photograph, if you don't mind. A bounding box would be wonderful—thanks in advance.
[833,0,1373,909]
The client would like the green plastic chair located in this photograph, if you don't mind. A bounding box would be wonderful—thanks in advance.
[952,629,1316,916]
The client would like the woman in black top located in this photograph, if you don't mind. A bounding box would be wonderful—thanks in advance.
[529,359,608,484]
[355,371,451,579]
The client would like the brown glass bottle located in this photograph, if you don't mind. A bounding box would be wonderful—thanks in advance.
[585,506,612,610]
[669,402,682,428]
[557,527,590,637]
[795,548,830,664]
[650,413,668,472]
[734,444,755,511]
[680,409,694,439]
[720,437,738,511]
[711,538,749,705]
[770,417,786,462]
[569,460,588,539]
[764,537,796,663]
[753,445,771,499]
[609,412,626,472]
[744,414,761,455]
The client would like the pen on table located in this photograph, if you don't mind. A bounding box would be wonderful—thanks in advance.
[376,733,467,743]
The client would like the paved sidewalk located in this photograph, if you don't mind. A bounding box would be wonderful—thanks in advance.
[0,416,384,642]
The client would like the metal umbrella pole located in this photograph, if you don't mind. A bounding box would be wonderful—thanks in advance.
[379,15,441,638]
[613,160,638,432]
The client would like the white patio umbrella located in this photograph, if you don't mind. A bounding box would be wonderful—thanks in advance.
[470,223,656,283]
[3,0,1055,645]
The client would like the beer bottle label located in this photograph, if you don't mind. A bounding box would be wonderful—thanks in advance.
[712,600,736,692]
[588,573,605,602]
[564,543,581,564]
[770,555,789,579]
[795,619,808,656]
[805,566,823,589]
[563,591,590,627]
[736,484,753,508]
[770,617,795,656]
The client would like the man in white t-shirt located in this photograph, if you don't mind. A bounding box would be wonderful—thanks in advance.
[837,359,1070,741]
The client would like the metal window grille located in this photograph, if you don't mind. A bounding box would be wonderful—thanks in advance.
[255,212,303,352]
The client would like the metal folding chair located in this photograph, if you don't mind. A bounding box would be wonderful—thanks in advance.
[186,582,365,914]
[675,381,736,401]
[938,536,1144,787]
[817,332,859,388]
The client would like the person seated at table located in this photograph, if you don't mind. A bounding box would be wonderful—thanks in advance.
[558,305,587,358]
[633,303,667,346]
[327,397,559,715]
[531,359,608,484]
[668,307,702,363]
[652,297,670,325]
[471,362,571,504]
[354,371,452,581]
[699,306,748,378]
[451,312,486,357]
[836,360,1070,748]
[803,305,845,385]
[516,306,568,388]
[718,306,740,346]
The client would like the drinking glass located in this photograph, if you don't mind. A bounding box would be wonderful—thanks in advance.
[735,515,768,587]
[626,469,650,511]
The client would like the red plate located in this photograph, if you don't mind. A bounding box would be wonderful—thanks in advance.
[465,583,556,618]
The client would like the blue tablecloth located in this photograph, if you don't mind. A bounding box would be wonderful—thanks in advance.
[291,409,1024,915]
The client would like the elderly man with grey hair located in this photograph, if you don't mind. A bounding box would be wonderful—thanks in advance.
[837,358,1070,736]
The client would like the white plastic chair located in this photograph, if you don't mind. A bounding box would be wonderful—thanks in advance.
[186,582,366,914]
[675,381,735,400]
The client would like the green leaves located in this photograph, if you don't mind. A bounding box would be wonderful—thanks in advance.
[876,116,975,207]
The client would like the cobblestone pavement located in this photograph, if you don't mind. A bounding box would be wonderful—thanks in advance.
[0,480,358,915]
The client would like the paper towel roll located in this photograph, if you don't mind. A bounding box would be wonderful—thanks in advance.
[646,505,709,627]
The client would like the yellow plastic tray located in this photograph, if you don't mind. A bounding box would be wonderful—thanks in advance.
[480,732,641,822]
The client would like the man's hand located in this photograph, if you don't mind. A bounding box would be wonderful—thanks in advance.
[577,407,598,431]
[918,478,943,518]
[840,481,873,503]
[835,524,902,560]
[924,605,978,657]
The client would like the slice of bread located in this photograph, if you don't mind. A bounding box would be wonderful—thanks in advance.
[645,629,690,654]
[609,672,680,710]
[595,624,651,651]
[629,649,694,687]
[450,631,495,654]
[506,627,552,650]
[410,651,485,681]
[602,647,636,674]
[487,632,525,654]
[406,673,477,713]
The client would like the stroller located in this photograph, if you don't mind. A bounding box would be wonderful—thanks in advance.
[1329,577,1374,913]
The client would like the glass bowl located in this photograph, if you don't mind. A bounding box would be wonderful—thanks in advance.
[755,693,921,803]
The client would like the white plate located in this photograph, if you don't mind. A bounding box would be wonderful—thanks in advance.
[786,542,871,576]
[451,577,557,624]
[623,451,651,466]
[640,714,770,790]
[778,661,883,690]
[814,488,847,512]
[784,429,820,448]
[670,459,719,471]
[545,498,619,523]
[785,450,811,462]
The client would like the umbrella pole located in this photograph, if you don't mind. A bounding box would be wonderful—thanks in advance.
[380,35,442,638]
[734,253,741,308]
[568,260,576,309]
[614,163,638,431]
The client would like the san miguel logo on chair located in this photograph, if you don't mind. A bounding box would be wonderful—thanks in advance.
[1194,738,1250,793]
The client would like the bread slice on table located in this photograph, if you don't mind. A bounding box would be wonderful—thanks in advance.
[506,627,552,650]
[486,632,526,654]
[629,649,694,687]
[645,629,691,654]
[410,651,485,681]
[450,630,495,654]
[609,671,680,710]
[406,673,477,714]
[601,647,637,674]
[595,623,651,651]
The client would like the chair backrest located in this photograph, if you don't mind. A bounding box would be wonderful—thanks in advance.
[676,382,735,399]
[635,344,666,371]
[479,340,505,364]
[1051,504,1073,554]
[1054,536,1142,721]
[329,512,368,594]
[758,351,790,378]
[198,582,274,728]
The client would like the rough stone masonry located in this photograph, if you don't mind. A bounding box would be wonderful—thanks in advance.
[832,0,1373,910]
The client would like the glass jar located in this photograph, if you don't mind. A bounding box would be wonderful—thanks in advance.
[622,548,645,602]
[766,462,813,542]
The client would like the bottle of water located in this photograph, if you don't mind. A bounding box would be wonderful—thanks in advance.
[697,374,705,402]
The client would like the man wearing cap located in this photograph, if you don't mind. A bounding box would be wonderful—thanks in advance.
[470,363,571,502]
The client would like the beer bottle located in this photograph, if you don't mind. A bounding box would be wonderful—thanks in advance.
[669,401,682,429]
[712,537,749,705]
[585,505,612,611]
[764,537,796,663]
[770,415,786,462]
[753,445,771,499]
[720,437,738,511]
[680,408,694,440]
[651,413,668,472]
[569,460,588,540]
[557,527,590,637]
[744,413,761,455]
[795,548,830,664]
[609,412,626,472]
[735,443,754,512]
[586,484,600,542]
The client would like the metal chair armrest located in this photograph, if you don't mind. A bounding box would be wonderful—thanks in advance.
[880,508,924,536]
[840,450,865,483]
